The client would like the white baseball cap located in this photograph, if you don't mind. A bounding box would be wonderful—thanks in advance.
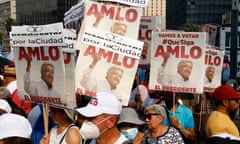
[76,92,122,117]
[0,113,32,139]
[0,99,12,113]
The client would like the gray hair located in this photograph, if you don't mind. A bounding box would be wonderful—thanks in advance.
[144,104,167,120]
[107,66,124,75]
[178,60,193,69]
[41,62,54,73]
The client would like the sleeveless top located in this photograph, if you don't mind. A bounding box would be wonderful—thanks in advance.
[49,124,79,144]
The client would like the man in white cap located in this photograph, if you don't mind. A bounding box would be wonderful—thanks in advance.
[0,99,12,115]
[0,113,33,143]
[76,92,127,144]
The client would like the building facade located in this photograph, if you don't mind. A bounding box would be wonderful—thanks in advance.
[16,0,78,25]
[166,0,232,29]
[144,0,166,29]
[0,0,16,52]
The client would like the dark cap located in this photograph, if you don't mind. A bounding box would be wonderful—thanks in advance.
[213,85,240,101]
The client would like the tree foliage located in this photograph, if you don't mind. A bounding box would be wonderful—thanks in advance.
[5,17,16,34]
[178,23,201,32]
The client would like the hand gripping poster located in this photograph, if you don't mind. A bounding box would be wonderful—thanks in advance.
[10,23,76,109]
[203,45,224,92]
[149,31,206,94]
[77,0,143,50]
[75,27,143,106]
[138,16,161,66]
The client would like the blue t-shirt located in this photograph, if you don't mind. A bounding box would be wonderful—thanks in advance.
[164,104,194,129]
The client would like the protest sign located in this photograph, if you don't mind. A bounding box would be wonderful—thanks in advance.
[203,45,224,92]
[149,31,206,94]
[62,29,77,53]
[75,27,143,105]
[10,23,65,47]
[64,1,84,28]
[202,24,218,46]
[138,16,161,65]
[11,23,76,109]
[97,0,149,7]
[77,0,143,50]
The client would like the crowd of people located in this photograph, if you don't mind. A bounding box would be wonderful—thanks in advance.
[0,55,240,144]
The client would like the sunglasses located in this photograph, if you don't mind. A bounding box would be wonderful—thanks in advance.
[145,113,161,119]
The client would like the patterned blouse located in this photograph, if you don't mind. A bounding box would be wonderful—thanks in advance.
[141,126,184,144]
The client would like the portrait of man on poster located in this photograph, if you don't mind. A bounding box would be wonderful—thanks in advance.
[24,55,60,98]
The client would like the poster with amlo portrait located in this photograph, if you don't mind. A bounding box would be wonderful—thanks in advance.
[149,31,206,94]
[203,45,224,92]
[75,27,143,106]
[11,23,76,109]
[77,0,143,50]
[138,16,161,66]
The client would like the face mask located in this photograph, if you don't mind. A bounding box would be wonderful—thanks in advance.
[121,128,138,140]
[79,120,100,139]
[79,116,111,139]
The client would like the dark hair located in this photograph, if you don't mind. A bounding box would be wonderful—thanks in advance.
[2,137,33,144]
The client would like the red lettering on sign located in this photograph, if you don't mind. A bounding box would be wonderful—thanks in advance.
[83,46,136,68]
[205,55,221,66]
[64,53,71,64]
[18,46,60,61]
[76,88,84,95]
[138,29,152,41]
[86,3,138,22]
[154,45,202,59]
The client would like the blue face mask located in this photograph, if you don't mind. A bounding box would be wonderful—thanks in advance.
[121,128,138,140]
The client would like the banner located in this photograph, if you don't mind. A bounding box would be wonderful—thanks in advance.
[14,46,69,107]
[10,23,65,47]
[11,23,76,109]
[97,0,149,7]
[204,45,224,92]
[62,29,77,53]
[202,24,218,46]
[149,32,206,94]
[77,0,143,50]
[138,16,161,65]
[75,27,143,105]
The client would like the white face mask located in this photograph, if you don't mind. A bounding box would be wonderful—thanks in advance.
[79,116,111,139]
[79,120,100,139]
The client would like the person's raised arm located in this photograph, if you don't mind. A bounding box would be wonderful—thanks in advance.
[24,54,33,94]
[157,52,170,84]
[26,54,32,72]
[161,52,170,67]
[80,53,101,90]
[89,53,101,69]
[93,13,104,27]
